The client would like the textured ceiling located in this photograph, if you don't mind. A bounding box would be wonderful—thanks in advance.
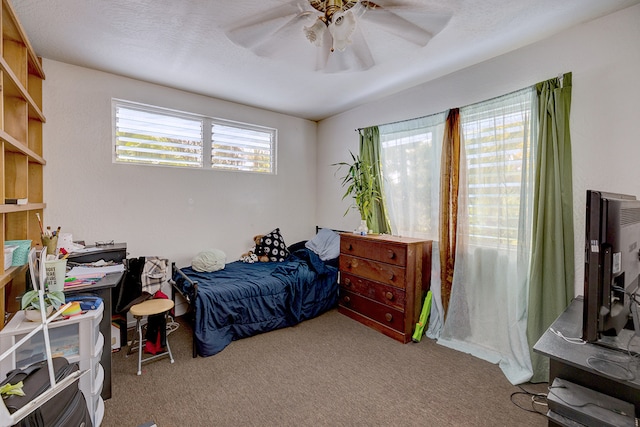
[11,0,640,121]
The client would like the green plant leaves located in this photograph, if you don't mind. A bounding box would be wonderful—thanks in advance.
[21,290,65,311]
[333,151,381,221]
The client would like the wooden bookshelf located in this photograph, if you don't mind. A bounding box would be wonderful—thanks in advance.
[0,0,45,327]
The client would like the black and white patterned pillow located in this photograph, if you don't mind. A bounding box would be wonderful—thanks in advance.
[258,228,289,262]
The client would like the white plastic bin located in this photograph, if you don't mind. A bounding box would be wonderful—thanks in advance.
[4,246,17,270]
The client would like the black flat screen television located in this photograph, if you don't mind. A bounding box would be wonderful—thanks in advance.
[583,190,640,345]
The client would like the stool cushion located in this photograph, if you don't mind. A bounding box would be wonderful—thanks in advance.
[130,299,174,317]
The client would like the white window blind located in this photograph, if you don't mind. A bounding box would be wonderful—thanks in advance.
[211,120,276,174]
[113,100,277,174]
[114,102,203,168]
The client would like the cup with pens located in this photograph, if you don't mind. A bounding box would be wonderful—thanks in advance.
[36,213,60,256]
[36,213,68,291]
[41,234,58,256]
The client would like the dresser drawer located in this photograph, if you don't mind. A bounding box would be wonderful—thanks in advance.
[339,254,406,289]
[341,235,407,267]
[340,272,405,311]
[339,290,405,332]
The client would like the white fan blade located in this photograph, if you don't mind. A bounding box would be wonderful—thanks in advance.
[225,0,311,49]
[348,24,375,70]
[315,25,332,71]
[252,13,315,57]
[354,2,452,46]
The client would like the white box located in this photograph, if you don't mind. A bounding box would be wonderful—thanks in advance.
[111,323,121,351]
[3,246,17,270]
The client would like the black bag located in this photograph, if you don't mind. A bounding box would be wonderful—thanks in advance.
[115,257,151,313]
[1,357,93,427]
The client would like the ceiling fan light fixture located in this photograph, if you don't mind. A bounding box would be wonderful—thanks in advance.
[328,10,357,52]
[226,0,451,73]
[304,18,326,46]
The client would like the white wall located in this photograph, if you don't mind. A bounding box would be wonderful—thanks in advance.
[42,61,318,267]
[317,4,640,296]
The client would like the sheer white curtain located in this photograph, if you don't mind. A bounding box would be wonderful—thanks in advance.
[438,88,536,384]
[379,113,446,337]
[379,113,445,239]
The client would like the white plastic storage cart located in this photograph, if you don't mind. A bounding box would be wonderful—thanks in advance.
[0,304,105,426]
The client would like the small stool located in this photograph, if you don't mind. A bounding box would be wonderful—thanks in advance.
[128,298,175,375]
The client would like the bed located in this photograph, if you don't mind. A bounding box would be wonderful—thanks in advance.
[172,228,341,357]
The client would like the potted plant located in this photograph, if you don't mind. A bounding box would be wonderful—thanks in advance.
[21,289,65,322]
[334,151,381,234]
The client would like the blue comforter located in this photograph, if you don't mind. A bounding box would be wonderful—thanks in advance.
[174,249,338,356]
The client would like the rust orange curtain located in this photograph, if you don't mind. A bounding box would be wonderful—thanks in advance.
[439,108,461,318]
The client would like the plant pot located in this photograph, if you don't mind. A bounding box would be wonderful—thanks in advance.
[24,306,53,322]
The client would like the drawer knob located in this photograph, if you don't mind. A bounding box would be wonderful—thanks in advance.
[387,250,396,259]
[385,292,394,301]
[343,296,351,304]
[344,278,352,287]
[385,313,393,322]
[348,259,358,269]
[347,244,353,251]
[386,271,394,280]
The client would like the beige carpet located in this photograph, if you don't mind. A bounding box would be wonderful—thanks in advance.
[103,309,548,427]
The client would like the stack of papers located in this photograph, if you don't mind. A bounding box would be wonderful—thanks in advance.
[67,264,124,277]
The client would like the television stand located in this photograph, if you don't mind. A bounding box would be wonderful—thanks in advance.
[595,327,640,357]
[534,296,640,426]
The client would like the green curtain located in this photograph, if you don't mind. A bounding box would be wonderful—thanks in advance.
[527,72,574,383]
[359,126,392,234]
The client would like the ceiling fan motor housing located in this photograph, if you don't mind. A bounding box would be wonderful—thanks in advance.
[309,0,359,22]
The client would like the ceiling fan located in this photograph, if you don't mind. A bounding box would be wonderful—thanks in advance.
[225,0,452,73]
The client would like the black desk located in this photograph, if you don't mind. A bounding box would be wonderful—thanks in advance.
[65,271,122,401]
[533,296,640,425]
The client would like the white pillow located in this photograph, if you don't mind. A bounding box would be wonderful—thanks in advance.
[192,249,226,272]
[305,229,340,261]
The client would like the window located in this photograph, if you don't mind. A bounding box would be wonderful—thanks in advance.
[460,88,534,249]
[379,113,446,239]
[113,100,276,174]
[378,90,533,246]
[211,120,276,174]
[114,101,203,168]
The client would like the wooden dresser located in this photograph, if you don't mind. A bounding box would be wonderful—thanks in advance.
[338,233,432,343]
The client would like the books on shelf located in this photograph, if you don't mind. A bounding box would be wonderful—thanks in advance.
[5,198,28,205]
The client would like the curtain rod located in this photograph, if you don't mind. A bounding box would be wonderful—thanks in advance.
[355,109,446,133]
[353,72,570,133]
